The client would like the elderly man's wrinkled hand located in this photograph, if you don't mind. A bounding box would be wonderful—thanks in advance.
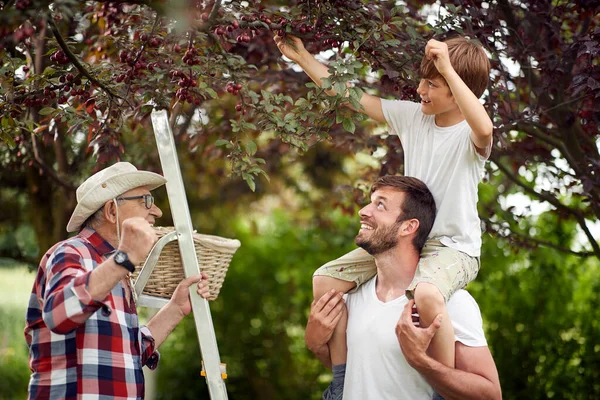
[170,272,210,317]
[117,217,157,265]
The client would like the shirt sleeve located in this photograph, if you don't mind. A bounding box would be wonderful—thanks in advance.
[447,290,488,347]
[140,325,161,369]
[42,244,110,334]
[380,99,422,144]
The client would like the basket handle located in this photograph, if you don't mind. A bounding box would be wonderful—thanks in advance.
[134,230,179,298]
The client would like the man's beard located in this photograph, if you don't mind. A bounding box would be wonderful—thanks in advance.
[355,220,402,256]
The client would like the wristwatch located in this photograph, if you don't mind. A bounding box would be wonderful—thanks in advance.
[113,250,136,273]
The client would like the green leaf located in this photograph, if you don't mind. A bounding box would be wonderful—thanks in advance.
[243,174,256,192]
[389,19,405,28]
[205,88,218,99]
[407,25,418,40]
[38,107,56,116]
[349,96,362,111]
[245,140,257,156]
[342,118,356,134]
[215,139,230,147]
[333,82,347,97]
[295,98,309,107]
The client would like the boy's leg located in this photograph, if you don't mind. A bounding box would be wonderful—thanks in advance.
[407,239,480,369]
[322,307,347,400]
[413,283,454,368]
[329,305,348,366]
[313,247,376,300]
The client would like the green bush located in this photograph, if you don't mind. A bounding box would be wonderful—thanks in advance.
[0,266,33,399]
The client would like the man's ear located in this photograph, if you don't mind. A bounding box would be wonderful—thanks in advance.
[103,200,117,223]
[400,219,420,236]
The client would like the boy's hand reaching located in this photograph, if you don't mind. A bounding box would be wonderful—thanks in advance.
[274,34,307,63]
[425,39,454,77]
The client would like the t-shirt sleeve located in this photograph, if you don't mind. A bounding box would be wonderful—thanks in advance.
[447,290,488,347]
[380,99,421,144]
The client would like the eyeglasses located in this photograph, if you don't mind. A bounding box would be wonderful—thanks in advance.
[117,194,155,209]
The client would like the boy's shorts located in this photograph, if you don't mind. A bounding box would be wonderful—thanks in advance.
[313,238,479,302]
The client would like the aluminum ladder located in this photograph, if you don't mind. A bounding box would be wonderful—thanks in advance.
[133,109,228,400]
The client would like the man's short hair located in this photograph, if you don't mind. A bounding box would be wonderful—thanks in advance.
[420,35,491,98]
[370,175,436,252]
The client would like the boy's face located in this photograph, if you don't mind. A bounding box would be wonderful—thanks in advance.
[417,77,457,117]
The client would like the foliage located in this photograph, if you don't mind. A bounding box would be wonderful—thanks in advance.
[472,185,600,399]
[0,0,598,262]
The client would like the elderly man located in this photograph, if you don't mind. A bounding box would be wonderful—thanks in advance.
[306,175,501,400]
[25,162,209,399]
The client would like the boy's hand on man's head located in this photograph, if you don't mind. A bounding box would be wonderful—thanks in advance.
[425,39,454,77]
[273,34,307,63]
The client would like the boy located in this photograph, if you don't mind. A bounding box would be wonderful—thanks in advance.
[275,33,492,371]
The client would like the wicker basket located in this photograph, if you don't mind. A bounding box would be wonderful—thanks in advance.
[133,226,241,301]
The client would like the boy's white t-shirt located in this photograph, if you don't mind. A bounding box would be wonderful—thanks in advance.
[381,99,489,257]
[342,277,487,400]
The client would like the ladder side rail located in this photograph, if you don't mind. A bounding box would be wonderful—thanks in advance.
[151,110,228,400]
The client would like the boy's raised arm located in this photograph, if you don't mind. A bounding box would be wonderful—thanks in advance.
[426,39,493,154]
[274,35,385,123]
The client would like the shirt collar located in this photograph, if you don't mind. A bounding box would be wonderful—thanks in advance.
[79,227,116,257]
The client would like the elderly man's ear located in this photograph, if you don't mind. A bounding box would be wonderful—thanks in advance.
[103,200,118,224]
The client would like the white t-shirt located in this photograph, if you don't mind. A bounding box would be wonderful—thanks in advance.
[343,277,487,400]
[381,99,489,257]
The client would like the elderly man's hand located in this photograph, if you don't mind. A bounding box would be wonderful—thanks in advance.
[170,272,211,317]
[396,299,442,369]
[117,217,157,265]
[305,289,346,354]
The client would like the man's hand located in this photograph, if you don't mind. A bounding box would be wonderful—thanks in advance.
[396,299,442,369]
[305,289,346,353]
[273,34,307,63]
[425,39,454,77]
[170,272,211,318]
[117,217,157,265]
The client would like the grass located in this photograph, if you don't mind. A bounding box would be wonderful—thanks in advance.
[0,265,36,400]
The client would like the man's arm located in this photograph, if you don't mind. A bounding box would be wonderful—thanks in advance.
[425,39,493,155]
[42,217,156,334]
[305,289,346,369]
[145,272,210,349]
[396,300,502,400]
[274,35,385,123]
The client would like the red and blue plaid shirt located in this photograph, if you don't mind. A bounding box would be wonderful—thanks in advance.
[24,227,160,399]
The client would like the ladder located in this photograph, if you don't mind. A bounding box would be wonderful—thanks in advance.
[133,109,228,400]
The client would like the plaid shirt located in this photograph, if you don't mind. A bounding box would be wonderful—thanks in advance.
[24,227,160,399]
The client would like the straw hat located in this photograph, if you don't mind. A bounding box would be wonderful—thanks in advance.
[66,162,166,232]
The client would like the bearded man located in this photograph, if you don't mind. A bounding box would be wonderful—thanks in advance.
[305,175,502,400]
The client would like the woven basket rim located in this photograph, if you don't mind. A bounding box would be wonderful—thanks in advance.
[153,226,241,250]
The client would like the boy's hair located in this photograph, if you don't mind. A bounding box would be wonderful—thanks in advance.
[370,175,436,252]
[420,35,491,98]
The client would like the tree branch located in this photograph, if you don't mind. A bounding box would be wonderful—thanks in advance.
[48,18,133,108]
[483,216,595,258]
[491,155,600,258]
